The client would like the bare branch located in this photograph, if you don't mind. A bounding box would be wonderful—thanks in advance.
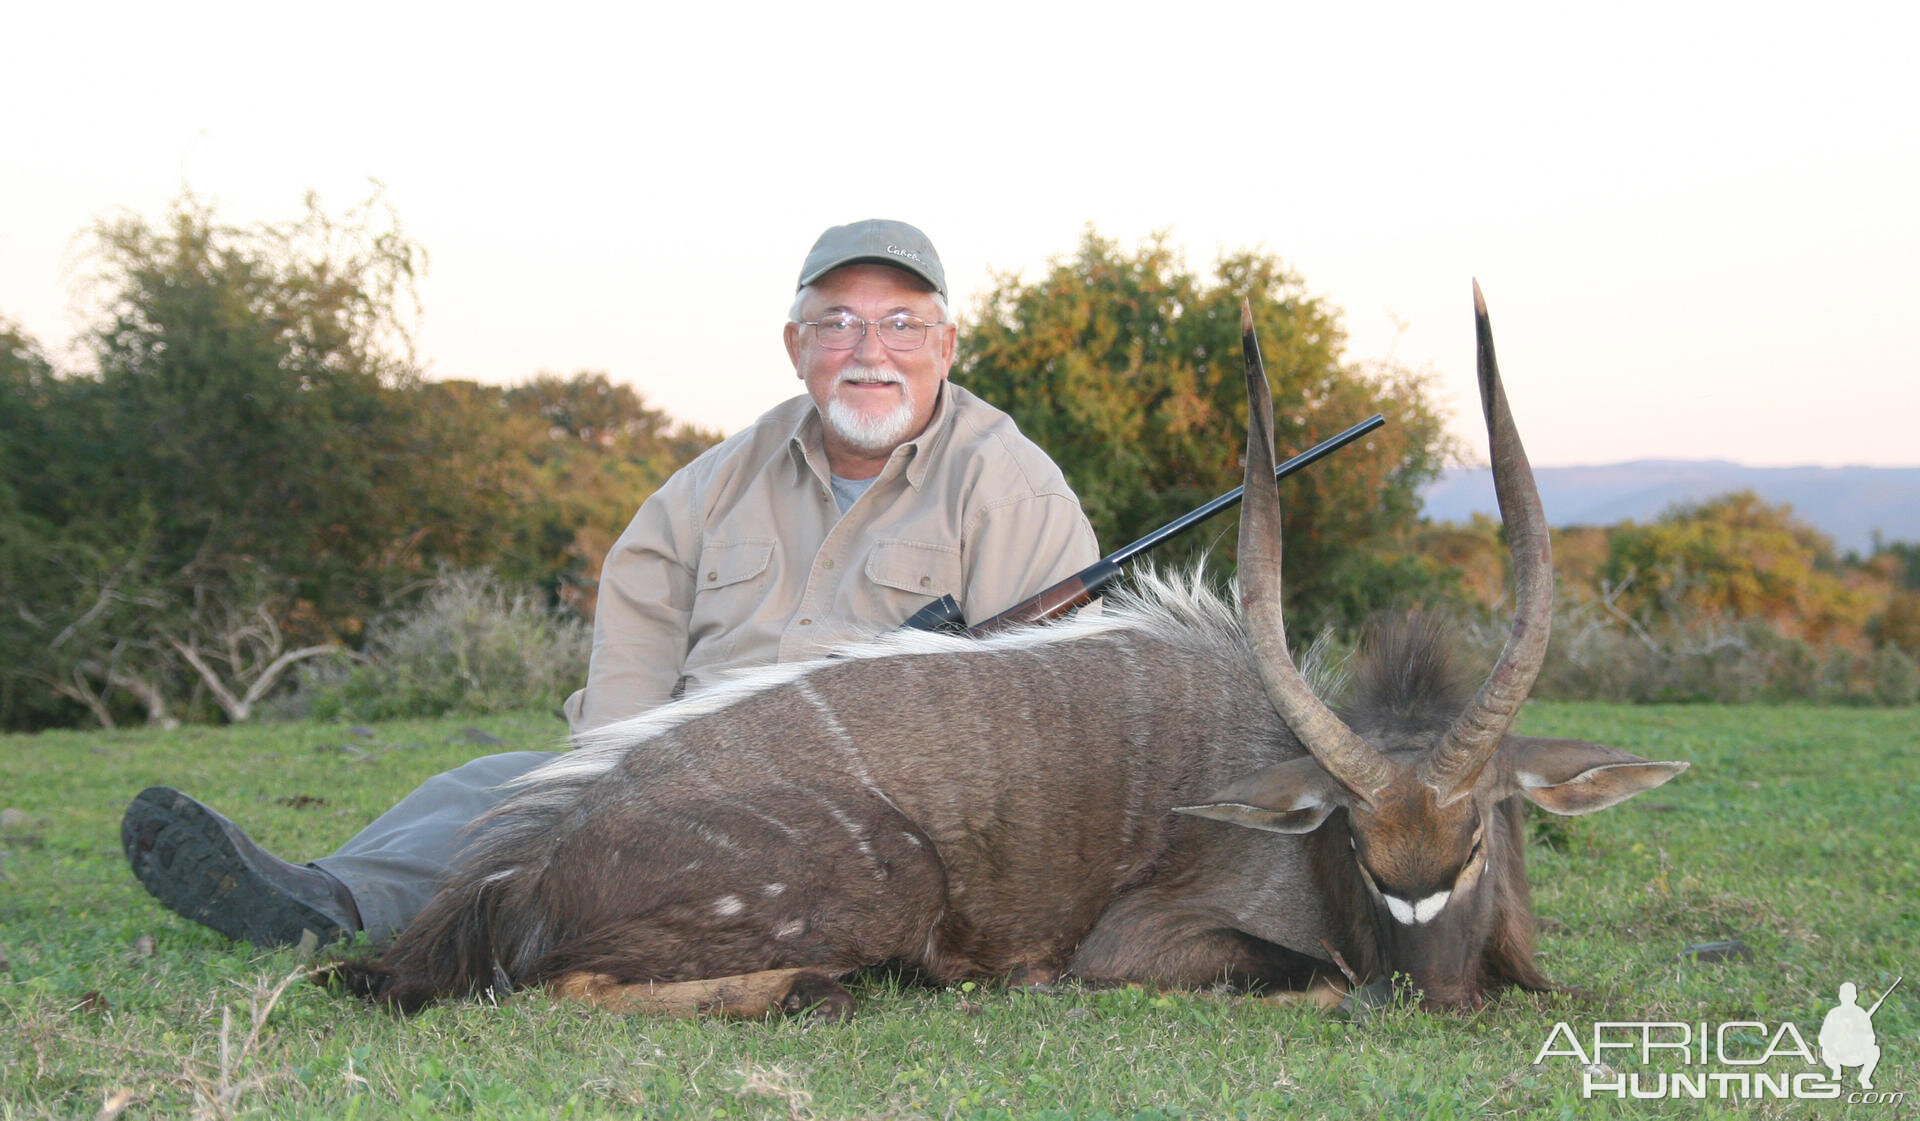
[104,666,180,730]
[50,584,123,651]
[1595,569,1661,652]
[169,639,245,721]
[45,668,115,729]
[237,644,342,710]
[169,636,340,722]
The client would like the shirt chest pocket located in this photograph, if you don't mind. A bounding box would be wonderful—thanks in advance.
[864,539,965,606]
[698,538,776,590]
[690,539,778,647]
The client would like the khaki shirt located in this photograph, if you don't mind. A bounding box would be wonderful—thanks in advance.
[566,382,1100,732]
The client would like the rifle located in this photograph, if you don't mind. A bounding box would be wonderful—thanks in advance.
[902,411,1387,636]
[1865,976,1903,1017]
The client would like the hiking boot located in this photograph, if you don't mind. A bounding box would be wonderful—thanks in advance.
[122,786,361,947]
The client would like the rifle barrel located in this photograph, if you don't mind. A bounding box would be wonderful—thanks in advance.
[1865,976,1903,1017]
[959,413,1385,635]
[1105,412,1386,569]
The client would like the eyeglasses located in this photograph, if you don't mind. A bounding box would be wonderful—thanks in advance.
[795,312,947,351]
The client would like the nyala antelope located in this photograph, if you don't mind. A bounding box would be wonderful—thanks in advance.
[334,284,1687,1019]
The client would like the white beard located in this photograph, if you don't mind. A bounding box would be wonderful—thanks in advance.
[823,364,918,454]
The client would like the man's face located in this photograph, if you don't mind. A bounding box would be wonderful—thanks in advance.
[784,263,954,474]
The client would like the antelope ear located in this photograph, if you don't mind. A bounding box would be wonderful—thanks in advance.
[1502,735,1690,816]
[1173,758,1349,835]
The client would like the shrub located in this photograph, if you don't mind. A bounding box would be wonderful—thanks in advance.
[1867,644,1920,705]
[1485,598,1920,707]
[285,570,590,720]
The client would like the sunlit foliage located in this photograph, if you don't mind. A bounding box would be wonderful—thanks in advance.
[0,195,717,730]
[958,230,1458,635]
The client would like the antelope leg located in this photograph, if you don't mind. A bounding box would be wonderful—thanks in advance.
[550,967,855,1021]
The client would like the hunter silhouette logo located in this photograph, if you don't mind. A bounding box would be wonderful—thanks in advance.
[1821,977,1901,1090]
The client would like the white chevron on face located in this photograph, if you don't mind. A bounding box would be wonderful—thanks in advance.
[1383,890,1452,926]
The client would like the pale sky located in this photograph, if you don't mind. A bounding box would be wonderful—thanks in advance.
[5,1,1915,468]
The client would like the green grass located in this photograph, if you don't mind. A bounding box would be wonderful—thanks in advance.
[2,705,1914,1119]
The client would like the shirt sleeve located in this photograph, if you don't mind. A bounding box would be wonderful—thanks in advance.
[960,491,1102,625]
[565,471,701,734]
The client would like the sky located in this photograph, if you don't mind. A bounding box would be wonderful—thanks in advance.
[4,1,1915,469]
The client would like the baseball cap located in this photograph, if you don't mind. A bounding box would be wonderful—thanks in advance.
[797,219,946,297]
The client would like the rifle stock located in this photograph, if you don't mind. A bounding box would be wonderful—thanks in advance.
[964,558,1123,635]
[904,413,1387,637]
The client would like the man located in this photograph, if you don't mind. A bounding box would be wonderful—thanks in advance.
[122,219,1101,948]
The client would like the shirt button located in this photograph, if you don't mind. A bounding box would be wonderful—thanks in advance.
[799,618,813,626]
[823,559,835,570]
[920,576,931,588]
[707,571,718,581]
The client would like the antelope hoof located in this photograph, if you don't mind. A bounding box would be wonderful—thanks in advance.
[1337,977,1401,1021]
[778,970,856,1022]
[1005,963,1062,991]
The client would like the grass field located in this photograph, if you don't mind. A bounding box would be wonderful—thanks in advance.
[2,704,1914,1119]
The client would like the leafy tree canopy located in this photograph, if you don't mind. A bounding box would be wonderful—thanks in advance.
[1602,490,1871,643]
[956,229,1458,632]
[80,192,426,607]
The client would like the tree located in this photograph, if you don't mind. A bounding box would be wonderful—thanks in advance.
[3,193,733,730]
[1874,591,1920,658]
[391,371,721,611]
[956,230,1457,632]
[1867,537,1920,590]
[83,191,430,619]
[505,371,675,447]
[509,373,722,613]
[1,320,62,510]
[1,320,139,727]
[2,192,436,728]
[1600,491,1871,644]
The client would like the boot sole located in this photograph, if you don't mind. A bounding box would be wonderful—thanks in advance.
[122,786,349,948]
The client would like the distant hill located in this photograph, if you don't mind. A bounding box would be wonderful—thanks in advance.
[1419,460,1920,554]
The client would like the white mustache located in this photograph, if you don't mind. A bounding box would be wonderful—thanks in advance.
[836,365,904,388]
